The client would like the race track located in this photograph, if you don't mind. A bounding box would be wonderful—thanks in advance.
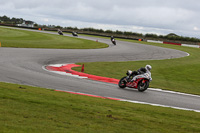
[1,27,200,112]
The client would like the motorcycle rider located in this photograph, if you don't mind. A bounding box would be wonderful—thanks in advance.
[58,29,63,35]
[111,36,116,45]
[129,65,152,82]
[111,36,114,41]
[72,31,78,36]
[110,36,114,41]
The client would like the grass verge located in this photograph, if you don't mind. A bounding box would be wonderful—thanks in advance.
[1,82,200,133]
[0,26,108,49]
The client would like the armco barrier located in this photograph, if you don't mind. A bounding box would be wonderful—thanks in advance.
[147,40,163,44]
[182,44,200,48]
[163,41,181,45]
[147,40,200,48]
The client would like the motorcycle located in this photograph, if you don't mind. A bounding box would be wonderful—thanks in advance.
[111,38,116,45]
[118,70,151,92]
[72,31,78,37]
[58,30,63,35]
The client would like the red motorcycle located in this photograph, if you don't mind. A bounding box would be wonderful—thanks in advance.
[118,70,151,92]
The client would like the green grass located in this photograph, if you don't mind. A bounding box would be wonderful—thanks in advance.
[73,40,200,95]
[1,82,200,133]
[0,27,108,49]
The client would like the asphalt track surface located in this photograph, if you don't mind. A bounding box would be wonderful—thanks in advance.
[1,27,200,112]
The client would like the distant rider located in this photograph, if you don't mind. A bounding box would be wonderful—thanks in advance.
[129,65,152,82]
[58,29,63,35]
[111,36,115,41]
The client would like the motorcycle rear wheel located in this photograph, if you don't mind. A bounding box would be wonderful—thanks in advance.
[137,80,149,92]
[112,41,116,45]
[118,76,127,88]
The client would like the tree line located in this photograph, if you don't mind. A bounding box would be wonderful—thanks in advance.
[0,15,34,25]
[1,15,200,44]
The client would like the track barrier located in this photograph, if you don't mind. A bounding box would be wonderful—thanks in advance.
[147,40,200,48]
[163,41,181,45]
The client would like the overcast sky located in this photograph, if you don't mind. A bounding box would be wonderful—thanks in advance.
[0,0,200,38]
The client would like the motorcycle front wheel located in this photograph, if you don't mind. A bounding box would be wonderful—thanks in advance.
[118,76,127,88]
[137,80,149,92]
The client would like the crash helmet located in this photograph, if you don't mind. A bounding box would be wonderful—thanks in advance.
[145,65,152,71]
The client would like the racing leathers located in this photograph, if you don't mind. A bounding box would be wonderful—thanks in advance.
[129,67,152,82]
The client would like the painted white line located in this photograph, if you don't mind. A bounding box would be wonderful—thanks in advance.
[78,76,89,79]
[54,71,71,75]
[49,64,64,67]
[55,89,200,113]
[47,63,73,67]
[120,99,200,113]
[149,88,200,98]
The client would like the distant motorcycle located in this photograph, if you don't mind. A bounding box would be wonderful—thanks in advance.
[72,31,78,37]
[58,30,63,35]
[111,36,116,45]
[111,38,116,45]
[118,70,151,92]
